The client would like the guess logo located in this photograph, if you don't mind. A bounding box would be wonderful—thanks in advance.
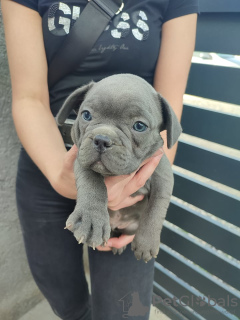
[47,2,149,41]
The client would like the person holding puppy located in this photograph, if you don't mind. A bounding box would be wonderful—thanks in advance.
[2,0,198,319]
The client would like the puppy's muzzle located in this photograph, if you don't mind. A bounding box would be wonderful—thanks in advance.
[93,135,112,153]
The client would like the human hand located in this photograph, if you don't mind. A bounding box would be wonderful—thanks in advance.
[97,147,164,251]
[96,234,135,251]
[51,145,78,199]
[104,148,164,211]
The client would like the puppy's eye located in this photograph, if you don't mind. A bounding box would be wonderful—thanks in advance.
[133,121,148,132]
[82,111,92,121]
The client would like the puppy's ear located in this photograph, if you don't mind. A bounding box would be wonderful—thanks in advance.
[56,81,95,126]
[158,93,182,149]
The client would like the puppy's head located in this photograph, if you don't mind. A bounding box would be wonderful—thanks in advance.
[56,74,182,176]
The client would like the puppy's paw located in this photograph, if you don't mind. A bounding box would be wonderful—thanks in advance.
[131,234,160,263]
[65,208,111,248]
[111,246,127,255]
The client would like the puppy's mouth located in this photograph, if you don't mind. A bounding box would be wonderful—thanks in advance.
[79,134,134,175]
[90,158,112,175]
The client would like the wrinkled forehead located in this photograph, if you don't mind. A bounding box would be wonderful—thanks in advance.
[92,74,156,98]
[83,76,159,119]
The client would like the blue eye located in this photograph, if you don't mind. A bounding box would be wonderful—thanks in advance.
[133,121,148,132]
[82,111,92,121]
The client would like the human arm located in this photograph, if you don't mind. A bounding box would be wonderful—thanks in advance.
[2,0,78,198]
[154,13,198,164]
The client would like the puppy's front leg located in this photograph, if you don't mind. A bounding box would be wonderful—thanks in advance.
[65,159,111,249]
[131,154,174,262]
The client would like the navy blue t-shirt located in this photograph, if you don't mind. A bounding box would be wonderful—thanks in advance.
[11,0,199,116]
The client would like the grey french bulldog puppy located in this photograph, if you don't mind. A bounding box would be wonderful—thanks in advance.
[56,74,182,262]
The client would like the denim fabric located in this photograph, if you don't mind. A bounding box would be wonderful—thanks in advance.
[16,148,155,320]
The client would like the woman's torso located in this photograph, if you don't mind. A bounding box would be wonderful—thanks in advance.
[40,0,168,115]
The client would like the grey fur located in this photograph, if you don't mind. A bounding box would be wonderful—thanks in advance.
[56,74,182,262]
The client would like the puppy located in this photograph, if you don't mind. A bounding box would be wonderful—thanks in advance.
[56,74,182,262]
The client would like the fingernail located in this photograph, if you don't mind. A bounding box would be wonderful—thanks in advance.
[155,154,162,160]
[156,148,164,155]
[107,241,112,247]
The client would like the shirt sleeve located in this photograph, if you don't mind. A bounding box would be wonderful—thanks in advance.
[11,0,38,12]
[163,0,199,24]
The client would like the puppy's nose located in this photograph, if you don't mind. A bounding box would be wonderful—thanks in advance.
[93,135,112,153]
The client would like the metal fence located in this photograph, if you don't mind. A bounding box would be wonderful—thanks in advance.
[153,1,240,319]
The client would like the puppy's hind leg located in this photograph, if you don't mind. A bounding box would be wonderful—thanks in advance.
[109,229,127,255]
[112,246,127,255]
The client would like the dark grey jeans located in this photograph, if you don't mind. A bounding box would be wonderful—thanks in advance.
[16,148,155,320]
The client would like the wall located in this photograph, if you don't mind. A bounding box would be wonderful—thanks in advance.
[0,8,43,320]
